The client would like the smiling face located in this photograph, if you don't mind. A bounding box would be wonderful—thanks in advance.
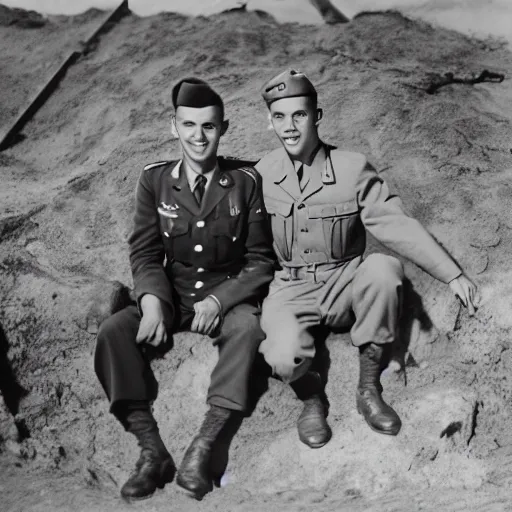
[173,105,228,171]
[269,96,322,162]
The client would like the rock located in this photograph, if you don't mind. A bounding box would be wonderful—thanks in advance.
[0,395,18,444]
[5,439,22,457]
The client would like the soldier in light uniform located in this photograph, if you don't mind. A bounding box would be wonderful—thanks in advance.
[256,69,478,448]
[94,78,275,501]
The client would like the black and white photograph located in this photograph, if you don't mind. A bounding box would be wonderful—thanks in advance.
[1,0,511,510]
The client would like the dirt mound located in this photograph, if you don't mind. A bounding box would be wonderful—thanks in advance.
[0,4,45,28]
[1,6,512,511]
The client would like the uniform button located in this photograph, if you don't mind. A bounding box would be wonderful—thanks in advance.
[195,281,204,289]
[194,244,203,252]
[232,236,237,242]
[304,249,311,254]
[196,220,205,228]
[190,292,196,297]
[297,204,305,209]
[197,267,205,273]
[300,228,308,232]
[164,232,170,237]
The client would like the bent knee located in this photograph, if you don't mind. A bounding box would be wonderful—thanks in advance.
[360,253,404,285]
[259,341,311,382]
[222,306,263,339]
[96,309,131,348]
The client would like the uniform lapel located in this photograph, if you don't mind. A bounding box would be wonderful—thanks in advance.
[199,165,232,219]
[299,145,328,202]
[274,153,301,201]
[168,161,200,215]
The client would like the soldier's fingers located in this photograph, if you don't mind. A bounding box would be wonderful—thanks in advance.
[206,317,220,336]
[203,315,215,336]
[190,313,200,333]
[196,313,208,335]
[467,299,476,317]
[151,323,164,346]
[470,284,478,303]
[136,321,151,344]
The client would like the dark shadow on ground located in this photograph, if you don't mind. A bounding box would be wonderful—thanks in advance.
[0,323,28,416]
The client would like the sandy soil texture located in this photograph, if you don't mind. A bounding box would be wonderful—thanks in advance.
[1,4,512,511]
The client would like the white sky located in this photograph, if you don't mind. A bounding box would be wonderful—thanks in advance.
[2,0,512,43]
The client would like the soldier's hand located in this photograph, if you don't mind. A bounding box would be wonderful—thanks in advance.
[191,297,221,336]
[137,294,168,346]
[449,274,479,317]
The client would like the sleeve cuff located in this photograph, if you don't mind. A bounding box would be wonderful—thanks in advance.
[207,294,223,317]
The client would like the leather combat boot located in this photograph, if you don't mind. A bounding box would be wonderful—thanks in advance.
[120,408,175,502]
[177,405,231,500]
[291,371,332,448]
[356,343,401,435]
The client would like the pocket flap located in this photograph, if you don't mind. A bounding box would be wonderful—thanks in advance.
[265,198,293,217]
[166,219,189,236]
[308,200,358,219]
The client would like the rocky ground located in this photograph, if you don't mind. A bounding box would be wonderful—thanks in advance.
[1,4,512,511]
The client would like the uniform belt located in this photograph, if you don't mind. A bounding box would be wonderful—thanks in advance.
[282,262,336,283]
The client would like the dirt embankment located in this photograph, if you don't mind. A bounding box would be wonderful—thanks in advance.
[1,4,512,511]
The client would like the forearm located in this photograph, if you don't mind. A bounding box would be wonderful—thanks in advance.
[209,253,275,313]
[358,164,461,283]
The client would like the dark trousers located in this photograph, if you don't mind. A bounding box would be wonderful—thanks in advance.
[94,302,264,419]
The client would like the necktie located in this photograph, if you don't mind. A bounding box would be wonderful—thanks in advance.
[193,174,207,206]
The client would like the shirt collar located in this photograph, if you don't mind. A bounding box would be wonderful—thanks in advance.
[182,160,219,191]
[292,143,326,172]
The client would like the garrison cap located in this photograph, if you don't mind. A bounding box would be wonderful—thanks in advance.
[172,77,224,111]
[261,69,317,106]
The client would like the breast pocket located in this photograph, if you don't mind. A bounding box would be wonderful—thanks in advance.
[265,199,293,261]
[210,216,241,264]
[308,201,365,261]
[158,211,189,260]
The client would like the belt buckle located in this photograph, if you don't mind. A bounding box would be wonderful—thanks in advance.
[289,267,299,280]
[306,262,318,283]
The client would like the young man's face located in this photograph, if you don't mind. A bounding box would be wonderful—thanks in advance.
[173,105,227,167]
[269,96,321,161]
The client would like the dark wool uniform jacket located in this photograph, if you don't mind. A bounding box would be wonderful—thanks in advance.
[128,158,276,316]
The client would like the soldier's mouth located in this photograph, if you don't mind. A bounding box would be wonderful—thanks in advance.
[190,141,208,152]
[283,136,300,146]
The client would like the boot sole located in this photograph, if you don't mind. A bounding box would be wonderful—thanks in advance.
[356,404,401,436]
[300,439,330,449]
[176,481,211,501]
[121,491,157,503]
[120,458,175,503]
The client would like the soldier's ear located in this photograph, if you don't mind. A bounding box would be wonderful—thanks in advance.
[221,119,229,136]
[171,116,179,139]
[267,111,274,131]
[315,108,323,125]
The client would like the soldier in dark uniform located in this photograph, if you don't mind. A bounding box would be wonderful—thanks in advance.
[255,69,479,448]
[94,78,275,501]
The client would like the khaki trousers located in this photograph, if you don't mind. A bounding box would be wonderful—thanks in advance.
[259,253,404,382]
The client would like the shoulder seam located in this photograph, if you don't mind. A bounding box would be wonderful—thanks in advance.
[237,166,259,184]
[143,161,170,171]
